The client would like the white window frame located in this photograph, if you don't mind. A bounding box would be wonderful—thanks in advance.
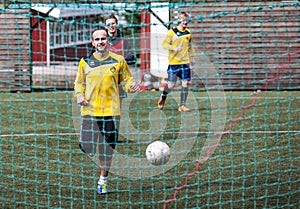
[50,16,97,49]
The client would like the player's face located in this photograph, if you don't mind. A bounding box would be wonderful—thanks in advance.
[179,16,188,29]
[105,18,117,35]
[92,30,108,52]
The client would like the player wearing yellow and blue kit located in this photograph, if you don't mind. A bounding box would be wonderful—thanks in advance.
[158,11,195,112]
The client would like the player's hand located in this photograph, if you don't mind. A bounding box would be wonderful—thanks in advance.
[190,58,195,66]
[77,95,88,106]
[174,47,182,52]
[130,82,140,93]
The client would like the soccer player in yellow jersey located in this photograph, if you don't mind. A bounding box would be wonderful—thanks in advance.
[74,29,139,194]
[158,11,195,112]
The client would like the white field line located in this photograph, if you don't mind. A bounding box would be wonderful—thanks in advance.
[0,130,299,137]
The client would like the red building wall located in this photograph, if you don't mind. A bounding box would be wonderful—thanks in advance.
[30,10,47,62]
[51,43,92,62]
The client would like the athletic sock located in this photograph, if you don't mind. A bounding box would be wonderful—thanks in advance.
[163,85,171,95]
[180,87,189,106]
[161,94,167,102]
[98,176,107,185]
[161,85,171,102]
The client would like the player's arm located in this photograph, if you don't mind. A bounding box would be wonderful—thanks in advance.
[119,59,139,93]
[162,30,176,51]
[188,33,195,65]
[74,59,88,105]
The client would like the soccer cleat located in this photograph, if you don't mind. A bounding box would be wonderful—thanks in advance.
[158,96,165,110]
[97,183,108,194]
[178,106,190,112]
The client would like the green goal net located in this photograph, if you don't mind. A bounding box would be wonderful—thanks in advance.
[0,1,299,209]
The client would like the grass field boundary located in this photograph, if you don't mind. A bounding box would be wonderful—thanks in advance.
[1,130,299,138]
[0,95,289,102]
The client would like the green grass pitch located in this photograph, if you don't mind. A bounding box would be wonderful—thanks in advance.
[0,90,299,208]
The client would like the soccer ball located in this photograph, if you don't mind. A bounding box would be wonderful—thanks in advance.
[146,141,171,166]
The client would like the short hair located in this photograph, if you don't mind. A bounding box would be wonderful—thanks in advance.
[91,27,107,39]
[179,11,189,19]
[104,14,118,24]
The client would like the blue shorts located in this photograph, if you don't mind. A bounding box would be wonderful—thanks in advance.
[167,64,191,83]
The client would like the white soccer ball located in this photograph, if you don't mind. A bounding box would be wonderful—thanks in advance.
[146,141,171,166]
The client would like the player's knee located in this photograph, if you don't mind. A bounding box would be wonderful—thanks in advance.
[167,83,175,89]
[181,80,189,87]
[99,152,114,162]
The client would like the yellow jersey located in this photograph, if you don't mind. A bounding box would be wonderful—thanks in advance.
[162,26,195,65]
[74,51,135,116]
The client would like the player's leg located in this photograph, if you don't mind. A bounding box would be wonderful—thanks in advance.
[96,116,118,194]
[79,116,99,155]
[158,65,177,109]
[178,64,191,112]
[115,115,121,142]
[117,86,125,142]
